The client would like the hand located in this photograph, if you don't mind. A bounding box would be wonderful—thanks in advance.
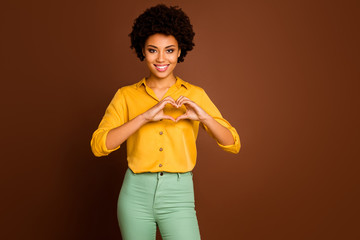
[142,96,177,122]
[175,96,210,122]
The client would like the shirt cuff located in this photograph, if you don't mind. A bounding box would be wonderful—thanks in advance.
[91,128,120,157]
[203,117,241,154]
[216,126,241,154]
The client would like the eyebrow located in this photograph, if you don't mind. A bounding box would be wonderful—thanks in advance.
[147,45,176,48]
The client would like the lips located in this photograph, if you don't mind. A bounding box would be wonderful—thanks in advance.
[154,64,169,72]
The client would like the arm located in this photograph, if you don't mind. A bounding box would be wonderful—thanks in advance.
[105,96,177,150]
[175,94,240,153]
[175,96,234,145]
[105,114,147,150]
[199,114,235,146]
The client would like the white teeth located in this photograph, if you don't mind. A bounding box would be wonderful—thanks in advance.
[155,65,168,69]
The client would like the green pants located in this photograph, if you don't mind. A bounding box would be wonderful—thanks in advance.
[117,168,201,240]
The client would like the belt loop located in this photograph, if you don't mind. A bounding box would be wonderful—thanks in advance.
[177,173,181,181]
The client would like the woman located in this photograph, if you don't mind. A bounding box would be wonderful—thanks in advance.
[91,4,240,240]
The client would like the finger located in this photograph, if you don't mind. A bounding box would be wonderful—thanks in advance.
[176,96,185,107]
[161,97,175,104]
[163,96,176,104]
[161,114,176,122]
[177,96,190,101]
[163,96,175,100]
[177,98,195,108]
[176,97,186,107]
[176,95,184,101]
[164,97,177,107]
[158,98,176,109]
[175,113,188,122]
[177,96,190,105]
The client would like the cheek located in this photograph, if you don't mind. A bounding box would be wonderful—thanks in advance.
[170,55,179,63]
[144,57,154,66]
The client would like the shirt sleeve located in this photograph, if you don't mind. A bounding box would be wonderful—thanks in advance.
[199,89,241,154]
[90,88,128,157]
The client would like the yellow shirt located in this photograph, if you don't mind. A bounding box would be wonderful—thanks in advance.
[90,76,240,173]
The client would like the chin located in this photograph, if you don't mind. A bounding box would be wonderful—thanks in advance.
[153,73,172,79]
[150,69,175,79]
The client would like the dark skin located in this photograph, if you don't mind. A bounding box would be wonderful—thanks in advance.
[106,33,234,150]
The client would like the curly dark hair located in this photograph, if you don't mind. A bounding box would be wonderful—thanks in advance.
[129,4,195,63]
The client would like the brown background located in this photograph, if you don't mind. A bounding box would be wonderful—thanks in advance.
[1,0,359,239]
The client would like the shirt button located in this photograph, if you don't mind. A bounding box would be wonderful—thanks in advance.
[159,147,163,152]
[159,164,163,167]
[160,172,163,176]
[159,131,163,135]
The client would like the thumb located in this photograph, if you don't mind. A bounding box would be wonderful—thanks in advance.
[175,113,188,122]
[161,114,176,122]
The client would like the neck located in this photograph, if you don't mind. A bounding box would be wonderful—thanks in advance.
[146,74,177,89]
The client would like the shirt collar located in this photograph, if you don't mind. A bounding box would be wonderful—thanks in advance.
[136,76,189,89]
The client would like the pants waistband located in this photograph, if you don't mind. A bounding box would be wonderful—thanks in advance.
[127,168,193,180]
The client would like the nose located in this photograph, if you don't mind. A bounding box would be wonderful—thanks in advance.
[156,51,165,62]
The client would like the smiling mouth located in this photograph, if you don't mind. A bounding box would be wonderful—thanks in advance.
[154,64,169,72]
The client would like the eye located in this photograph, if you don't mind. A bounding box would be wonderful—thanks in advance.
[167,49,175,53]
[148,49,156,53]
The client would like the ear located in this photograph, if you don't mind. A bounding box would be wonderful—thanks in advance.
[142,48,145,58]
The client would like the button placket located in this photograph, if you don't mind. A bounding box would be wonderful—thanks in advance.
[158,128,164,171]
[158,148,163,168]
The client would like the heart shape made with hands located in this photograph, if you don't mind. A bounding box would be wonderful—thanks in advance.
[163,103,188,121]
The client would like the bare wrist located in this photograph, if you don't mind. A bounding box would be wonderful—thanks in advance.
[199,113,212,124]
[138,113,150,124]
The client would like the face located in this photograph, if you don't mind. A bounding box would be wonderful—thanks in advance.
[143,33,181,80]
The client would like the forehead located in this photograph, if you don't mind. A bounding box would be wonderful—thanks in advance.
[145,33,178,47]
